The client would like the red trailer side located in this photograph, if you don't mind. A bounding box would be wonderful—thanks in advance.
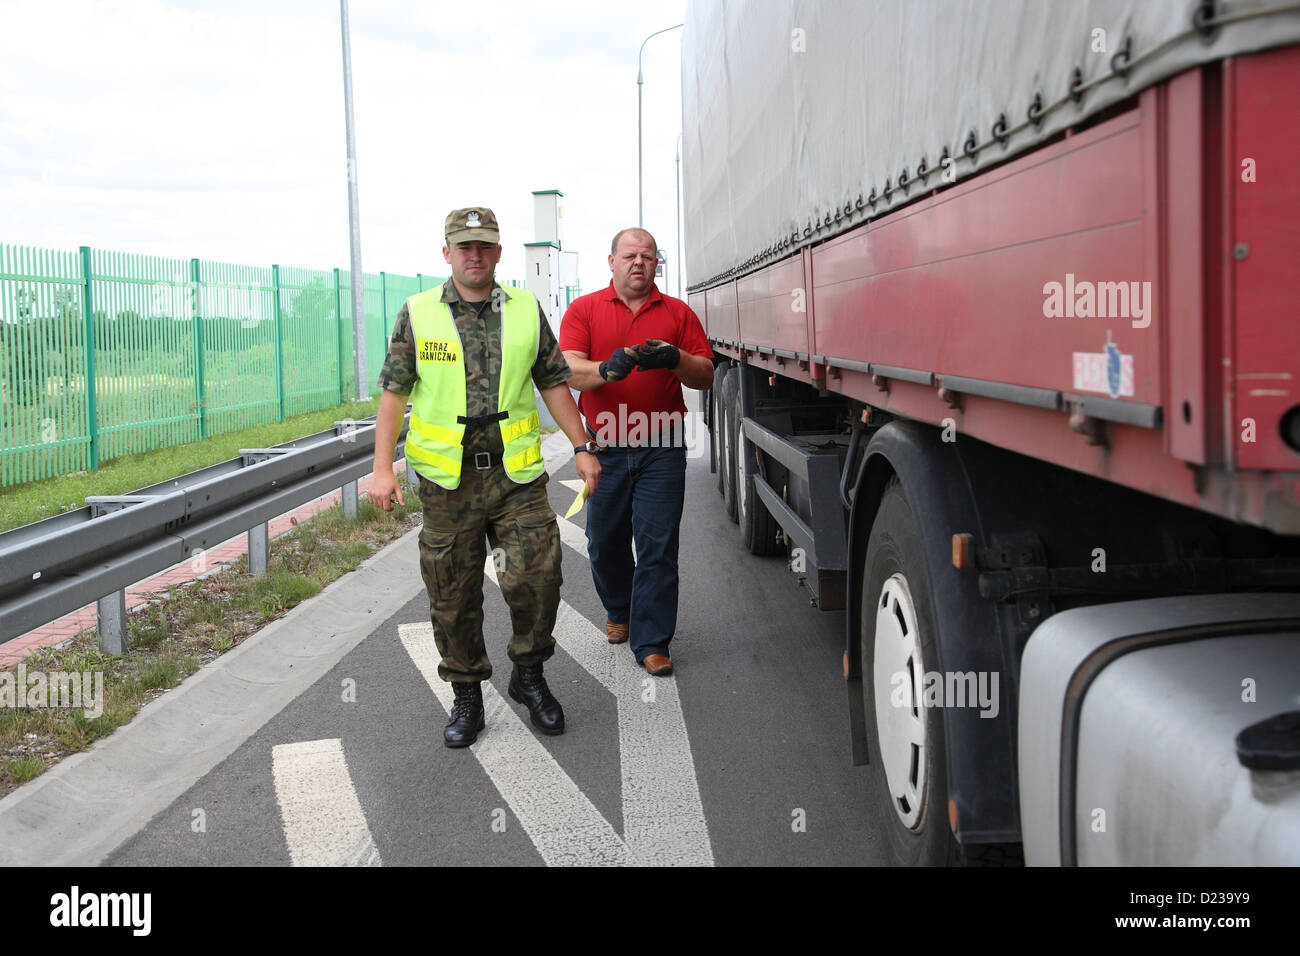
[701,53,1300,534]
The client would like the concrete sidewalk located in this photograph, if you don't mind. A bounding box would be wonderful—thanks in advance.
[0,523,427,865]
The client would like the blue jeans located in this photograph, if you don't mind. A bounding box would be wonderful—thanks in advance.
[585,444,687,662]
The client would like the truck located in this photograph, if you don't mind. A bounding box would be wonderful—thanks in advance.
[680,0,1300,865]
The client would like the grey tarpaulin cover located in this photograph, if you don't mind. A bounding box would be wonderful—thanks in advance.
[681,0,1300,289]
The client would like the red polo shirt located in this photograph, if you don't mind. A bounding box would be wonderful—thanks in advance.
[559,281,712,443]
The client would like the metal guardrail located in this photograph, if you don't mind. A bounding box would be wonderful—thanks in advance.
[0,413,409,650]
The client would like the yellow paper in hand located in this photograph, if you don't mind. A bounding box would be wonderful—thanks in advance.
[564,481,590,519]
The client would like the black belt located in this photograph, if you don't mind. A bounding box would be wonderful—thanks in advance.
[459,413,508,470]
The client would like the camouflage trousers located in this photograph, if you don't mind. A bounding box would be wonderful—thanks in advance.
[416,465,563,683]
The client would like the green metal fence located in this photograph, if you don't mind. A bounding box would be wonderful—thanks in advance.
[0,245,89,486]
[0,241,474,488]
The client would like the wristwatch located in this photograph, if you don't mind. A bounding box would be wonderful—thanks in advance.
[574,441,600,455]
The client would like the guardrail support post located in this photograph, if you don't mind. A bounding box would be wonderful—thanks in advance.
[248,523,269,575]
[239,448,295,573]
[85,495,152,653]
[97,590,127,654]
[334,420,363,518]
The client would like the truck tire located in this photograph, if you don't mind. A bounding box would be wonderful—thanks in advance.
[720,368,739,523]
[861,477,959,866]
[712,364,731,497]
[730,380,781,555]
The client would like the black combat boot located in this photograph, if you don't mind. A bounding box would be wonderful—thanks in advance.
[444,681,485,748]
[508,662,565,735]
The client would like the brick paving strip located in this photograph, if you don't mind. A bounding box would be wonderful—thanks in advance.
[0,472,393,667]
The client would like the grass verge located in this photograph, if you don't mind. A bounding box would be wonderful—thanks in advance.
[0,477,420,799]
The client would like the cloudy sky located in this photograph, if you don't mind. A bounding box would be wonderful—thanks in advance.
[0,0,690,302]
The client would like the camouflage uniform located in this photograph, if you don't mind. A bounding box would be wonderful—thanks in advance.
[378,281,572,682]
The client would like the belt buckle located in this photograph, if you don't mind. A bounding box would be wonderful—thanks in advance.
[474,452,492,471]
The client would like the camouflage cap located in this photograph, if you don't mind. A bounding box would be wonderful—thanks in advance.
[445,207,500,244]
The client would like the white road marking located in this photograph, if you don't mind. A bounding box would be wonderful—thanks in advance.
[551,507,710,862]
[551,492,635,562]
[547,596,714,866]
[399,623,633,866]
[391,481,715,866]
[554,509,590,558]
[272,738,382,867]
[615,657,714,865]
[559,478,586,493]
[469,541,714,865]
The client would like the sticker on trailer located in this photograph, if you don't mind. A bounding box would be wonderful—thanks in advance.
[1072,335,1133,399]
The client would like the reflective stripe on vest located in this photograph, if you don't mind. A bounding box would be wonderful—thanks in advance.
[405,283,544,489]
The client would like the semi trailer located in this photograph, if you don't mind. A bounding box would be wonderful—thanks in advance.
[681,0,1300,865]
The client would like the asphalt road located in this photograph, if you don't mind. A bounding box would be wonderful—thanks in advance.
[7,412,884,867]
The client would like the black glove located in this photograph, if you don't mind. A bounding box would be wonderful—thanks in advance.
[631,338,680,371]
[598,347,639,382]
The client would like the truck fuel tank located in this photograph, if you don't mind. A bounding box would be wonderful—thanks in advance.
[1019,593,1300,865]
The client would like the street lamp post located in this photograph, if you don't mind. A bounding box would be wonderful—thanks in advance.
[339,0,366,401]
[637,23,683,228]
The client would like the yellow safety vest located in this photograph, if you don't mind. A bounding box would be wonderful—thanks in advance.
[403,282,544,489]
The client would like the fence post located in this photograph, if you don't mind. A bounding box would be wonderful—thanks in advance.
[381,271,388,342]
[334,267,344,404]
[190,258,206,440]
[272,264,286,422]
[78,246,99,472]
[417,272,424,293]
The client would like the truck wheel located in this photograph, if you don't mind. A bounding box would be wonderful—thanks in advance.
[862,478,958,866]
[730,379,781,554]
[720,369,739,523]
[712,364,731,497]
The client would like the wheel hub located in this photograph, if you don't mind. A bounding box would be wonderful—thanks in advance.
[872,573,928,830]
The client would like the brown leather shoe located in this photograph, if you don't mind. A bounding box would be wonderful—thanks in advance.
[605,620,629,644]
[642,653,674,676]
